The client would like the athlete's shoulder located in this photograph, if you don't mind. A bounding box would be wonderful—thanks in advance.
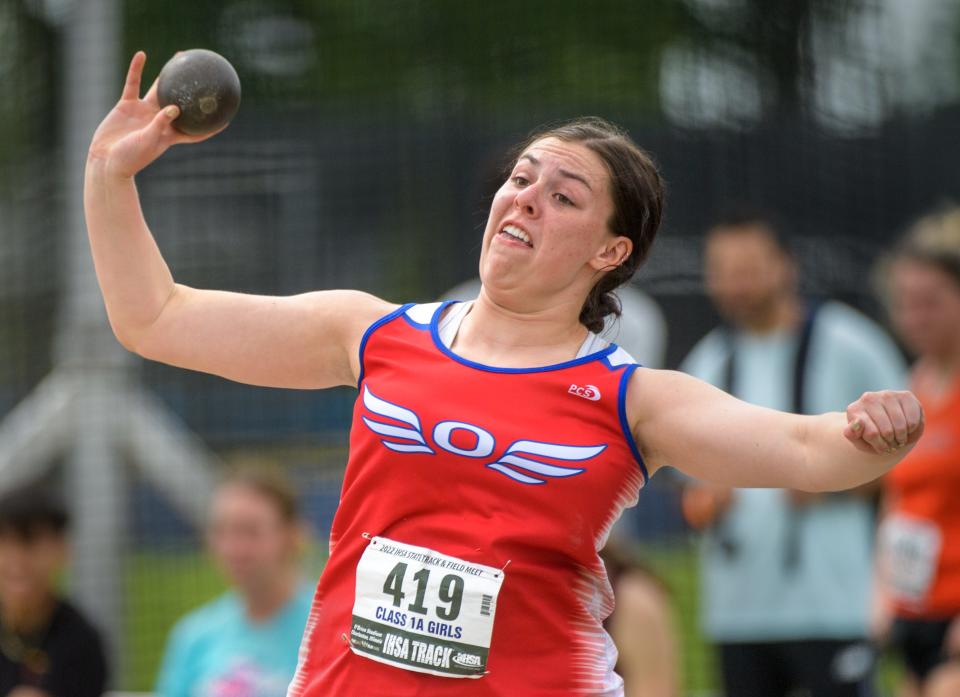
[354,300,445,343]
[354,300,445,386]
[340,291,402,327]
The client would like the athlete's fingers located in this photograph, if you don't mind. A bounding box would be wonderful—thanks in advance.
[845,391,925,455]
[141,105,181,151]
[105,105,182,178]
[864,393,900,452]
[845,400,875,451]
[160,104,180,123]
[901,392,925,440]
[847,394,891,454]
[842,422,876,453]
[880,395,910,447]
[121,51,146,101]
[845,415,864,436]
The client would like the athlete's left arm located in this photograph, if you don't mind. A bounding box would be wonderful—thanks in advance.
[628,368,924,491]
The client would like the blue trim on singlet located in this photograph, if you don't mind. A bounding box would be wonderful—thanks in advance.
[401,312,432,330]
[428,300,618,374]
[356,303,415,389]
[618,363,649,482]
[600,348,635,371]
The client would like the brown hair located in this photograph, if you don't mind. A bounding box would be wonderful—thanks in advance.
[0,480,69,540]
[895,206,960,287]
[508,117,665,332]
[220,466,300,523]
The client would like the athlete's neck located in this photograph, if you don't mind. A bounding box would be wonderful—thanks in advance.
[452,290,590,368]
[241,567,298,623]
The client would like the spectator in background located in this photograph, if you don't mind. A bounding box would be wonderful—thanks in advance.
[0,482,107,697]
[156,468,314,697]
[680,211,905,697]
[874,208,960,697]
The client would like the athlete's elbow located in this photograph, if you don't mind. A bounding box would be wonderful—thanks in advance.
[118,285,188,360]
[106,310,168,361]
[113,330,138,355]
[112,323,163,362]
[101,310,143,355]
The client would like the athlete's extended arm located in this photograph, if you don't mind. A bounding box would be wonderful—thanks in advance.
[85,52,394,389]
[629,369,924,491]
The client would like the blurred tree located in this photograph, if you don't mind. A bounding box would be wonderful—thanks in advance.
[125,0,685,119]
[672,0,873,121]
[0,2,55,170]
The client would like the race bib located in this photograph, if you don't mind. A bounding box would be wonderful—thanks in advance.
[879,514,942,603]
[350,536,505,678]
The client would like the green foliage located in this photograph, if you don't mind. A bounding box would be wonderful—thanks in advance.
[124,0,683,119]
[122,550,225,690]
[0,4,55,171]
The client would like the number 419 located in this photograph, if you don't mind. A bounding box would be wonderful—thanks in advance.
[383,562,464,621]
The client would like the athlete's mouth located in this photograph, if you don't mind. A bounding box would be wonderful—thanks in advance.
[498,224,533,248]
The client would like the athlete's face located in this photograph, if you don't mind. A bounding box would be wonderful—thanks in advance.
[704,226,794,329]
[0,529,66,610]
[890,258,960,359]
[479,138,630,312]
[207,484,299,594]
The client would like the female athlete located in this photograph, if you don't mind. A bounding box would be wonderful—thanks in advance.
[85,53,924,696]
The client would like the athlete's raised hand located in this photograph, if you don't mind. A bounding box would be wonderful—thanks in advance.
[843,390,924,455]
[88,52,223,178]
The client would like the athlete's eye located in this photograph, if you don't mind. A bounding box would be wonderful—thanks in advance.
[512,175,529,187]
[554,193,574,206]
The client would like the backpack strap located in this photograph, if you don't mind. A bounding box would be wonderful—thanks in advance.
[784,302,821,570]
[714,303,822,567]
[791,302,821,415]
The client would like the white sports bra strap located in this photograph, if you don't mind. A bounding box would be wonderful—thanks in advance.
[437,300,607,357]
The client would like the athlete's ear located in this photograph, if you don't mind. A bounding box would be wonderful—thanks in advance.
[589,235,632,272]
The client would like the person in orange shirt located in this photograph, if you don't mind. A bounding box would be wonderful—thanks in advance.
[876,208,960,697]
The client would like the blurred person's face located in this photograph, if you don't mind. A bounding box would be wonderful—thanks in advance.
[704,225,794,329]
[0,528,67,609]
[479,138,627,311]
[890,259,960,359]
[207,484,299,593]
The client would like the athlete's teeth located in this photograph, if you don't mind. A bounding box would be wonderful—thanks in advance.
[503,225,531,245]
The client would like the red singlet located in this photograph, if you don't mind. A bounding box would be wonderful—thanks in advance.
[883,370,960,618]
[288,302,647,696]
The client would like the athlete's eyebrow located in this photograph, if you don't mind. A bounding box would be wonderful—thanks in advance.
[519,153,593,191]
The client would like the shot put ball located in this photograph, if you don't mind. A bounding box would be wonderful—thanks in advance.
[157,49,241,136]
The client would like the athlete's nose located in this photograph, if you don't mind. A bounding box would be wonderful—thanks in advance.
[514,182,540,218]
